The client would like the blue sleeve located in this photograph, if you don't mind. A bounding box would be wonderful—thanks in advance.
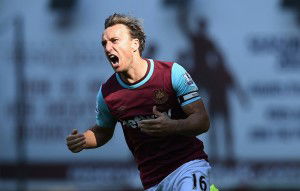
[171,63,201,106]
[95,86,117,128]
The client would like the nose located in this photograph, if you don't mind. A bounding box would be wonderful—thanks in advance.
[105,41,113,53]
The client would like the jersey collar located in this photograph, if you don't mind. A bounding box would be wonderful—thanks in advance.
[116,59,154,89]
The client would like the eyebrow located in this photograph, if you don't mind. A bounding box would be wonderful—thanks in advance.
[101,36,119,46]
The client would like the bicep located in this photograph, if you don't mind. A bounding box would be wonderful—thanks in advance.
[182,99,208,116]
[182,100,210,133]
[171,63,209,118]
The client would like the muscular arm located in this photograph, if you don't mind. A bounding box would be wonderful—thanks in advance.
[66,85,117,153]
[175,100,210,136]
[66,125,115,153]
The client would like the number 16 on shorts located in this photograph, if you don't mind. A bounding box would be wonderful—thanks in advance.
[192,173,208,191]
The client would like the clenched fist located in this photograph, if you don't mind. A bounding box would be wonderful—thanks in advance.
[66,129,86,153]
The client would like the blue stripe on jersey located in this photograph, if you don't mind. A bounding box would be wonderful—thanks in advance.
[181,97,201,106]
[116,59,155,89]
[95,86,117,128]
[171,63,201,106]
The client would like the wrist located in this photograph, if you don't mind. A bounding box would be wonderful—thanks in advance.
[83,130,97,149]
[174,119,182,134]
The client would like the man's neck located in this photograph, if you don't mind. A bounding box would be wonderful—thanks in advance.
[119,57,148,84]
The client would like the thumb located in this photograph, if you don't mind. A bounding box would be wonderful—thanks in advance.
[153,106,163,117]
[72,129,78,135]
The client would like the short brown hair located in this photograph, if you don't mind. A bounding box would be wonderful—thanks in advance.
[104,13,146,55]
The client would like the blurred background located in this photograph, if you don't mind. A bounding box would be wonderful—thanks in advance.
[1,0,300,190]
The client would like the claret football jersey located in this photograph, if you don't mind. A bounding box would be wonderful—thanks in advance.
[95,59,208,189]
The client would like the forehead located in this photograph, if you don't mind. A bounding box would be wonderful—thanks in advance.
[102,24,131,40]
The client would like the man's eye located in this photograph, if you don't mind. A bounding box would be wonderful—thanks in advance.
[112,39,118,43]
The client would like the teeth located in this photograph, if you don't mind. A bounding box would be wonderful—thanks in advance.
[108,55,116,60]
[108,54,118,64]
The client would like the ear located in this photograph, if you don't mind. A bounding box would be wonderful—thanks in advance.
[131,38,140,52]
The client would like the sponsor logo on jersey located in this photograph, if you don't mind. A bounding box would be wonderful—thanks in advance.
[153,89,169,104]
[121,109,172,129]
[121,115,156,128]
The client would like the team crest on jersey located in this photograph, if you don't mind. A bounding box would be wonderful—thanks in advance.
[153,89,168,104]
[117,106,126,112]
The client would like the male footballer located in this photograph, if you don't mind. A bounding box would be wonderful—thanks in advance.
[66,13,212,191]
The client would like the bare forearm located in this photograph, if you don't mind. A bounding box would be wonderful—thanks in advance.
[175,112,210,136]
[83,130,98,148]
[84,125,114,149]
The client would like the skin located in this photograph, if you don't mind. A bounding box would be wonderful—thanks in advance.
[66,23,210,153]
[101,24,148,84]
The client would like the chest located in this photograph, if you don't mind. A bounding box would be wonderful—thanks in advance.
[105,81,177,121]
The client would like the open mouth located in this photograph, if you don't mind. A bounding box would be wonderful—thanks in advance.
[108,54,119,66]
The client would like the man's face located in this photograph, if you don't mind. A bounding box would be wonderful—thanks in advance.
[102,24,138,73]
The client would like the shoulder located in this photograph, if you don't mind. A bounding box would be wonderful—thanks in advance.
[152,59,174,68]
[151,59,186,70]
[171,62,188,76]
[102,73,117,87]
[150,59,177,74]
[150,59,189,81]
[101,73,119,97]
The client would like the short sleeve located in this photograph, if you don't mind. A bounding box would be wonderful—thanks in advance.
[95,86,117,128]
[171,63,201,106]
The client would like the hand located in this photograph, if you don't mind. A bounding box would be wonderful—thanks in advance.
[66,129,86,153]
[139,106,177,136]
